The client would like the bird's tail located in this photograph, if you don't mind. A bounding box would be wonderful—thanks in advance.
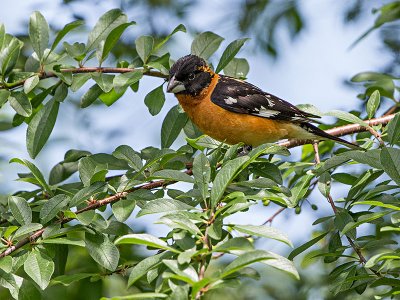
[299,122,363,150]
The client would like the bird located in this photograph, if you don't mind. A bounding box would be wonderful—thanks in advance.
[166,54,360,149]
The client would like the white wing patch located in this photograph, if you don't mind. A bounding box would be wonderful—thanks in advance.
[253,107,281,118]
[224,96,238,104]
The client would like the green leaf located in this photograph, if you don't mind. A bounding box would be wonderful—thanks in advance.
[69,181,107,207]
[191,31,224,59]
[144,84,165,116]
[324,110,368,127]
[288,232,329,260]
[112,145,142,171]
[23,75,40,94]
[54,83,68,102]
[0,35,22,76]
[40,194,70,224]
[24,250,54,290]
[8,196,32,225]
[29,11,49,61]
[0,89,10,107]
[100,293,168,300]
[151,169,194,183]
[211,156,250,207]
[221,250,273,278]
[10,158,52,192]
[287,174,314,207]
[40,237,85,247]
[81,84,102,108]
[14,223,43,238]
[101,21,135,62]
[71,73,91,92]
[26,98,59,158]
[86,9,127,52]
[158,213,201,236]
[380,147,400,185]
[161,105,189,148]
[223,57,249,78]
[366,90,380,119]
[79,156,108,186]
[99,88,124,106]
[51,20,84,51]
[341,211,389,235]
[387,113,400,145]
[51,273,94,286]
[153,24,186,53]
[260,251,300,280]
[113,71,143,94]
[128,252,172,287]
[115,233,180,253]
[136,35,154,63]
[112,199,136,222]
[138,198,195,217]
[340,149,382,169]
[352,200,400,211]
[192,153,211,201]
[85,233,119,271]
[216,38,249,73]
[162,259,198,283]
[0,269,19,299]
[233,224,293,247]
[91,73,114,93]
[0,23,5,50]
[9,91,32,117]
[214,237,254,252]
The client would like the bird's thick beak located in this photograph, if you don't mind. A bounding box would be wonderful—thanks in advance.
[167,76,186,93]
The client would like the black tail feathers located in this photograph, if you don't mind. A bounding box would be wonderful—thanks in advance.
[300,122,363,150]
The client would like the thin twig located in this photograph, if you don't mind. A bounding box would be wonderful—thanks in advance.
[262,207,286,225]
[312,142,321,164]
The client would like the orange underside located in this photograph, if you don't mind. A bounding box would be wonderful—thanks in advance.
[176,75,312,146]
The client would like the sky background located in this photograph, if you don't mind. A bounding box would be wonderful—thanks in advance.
[0,1,388,256]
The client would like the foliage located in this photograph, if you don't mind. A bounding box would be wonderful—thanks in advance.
[0,3,400,300]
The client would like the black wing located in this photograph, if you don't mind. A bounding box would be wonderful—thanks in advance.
[211,76,320,122]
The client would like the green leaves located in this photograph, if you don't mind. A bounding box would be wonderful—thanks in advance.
[87,9,128,53]
[8,196,32,225]
[51,20,84,52]
[211,156,250,206]
[24,250,54,290]
[161,105,188,148]
[0,34,22,76]
[216,38,249,73]
[113,71,143,94]
[29,11,49,61]
[85,233,120,271]
[191,31,224,59]
[138,199,195,217]
[26,98,60,158]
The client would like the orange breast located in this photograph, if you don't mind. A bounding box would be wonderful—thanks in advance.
[175,76,299,146]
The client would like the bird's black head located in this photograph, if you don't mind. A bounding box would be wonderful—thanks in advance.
[167,54,214,96]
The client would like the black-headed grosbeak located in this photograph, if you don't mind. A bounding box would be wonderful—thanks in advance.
[166,54,359,149]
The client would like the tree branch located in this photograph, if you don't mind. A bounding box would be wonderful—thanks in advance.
[3,67,168,90]
[279,114,395,148]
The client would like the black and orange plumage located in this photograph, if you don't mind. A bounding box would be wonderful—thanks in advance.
[167,54,360,149]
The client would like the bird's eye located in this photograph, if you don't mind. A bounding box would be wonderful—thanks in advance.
[188,73,195,80]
